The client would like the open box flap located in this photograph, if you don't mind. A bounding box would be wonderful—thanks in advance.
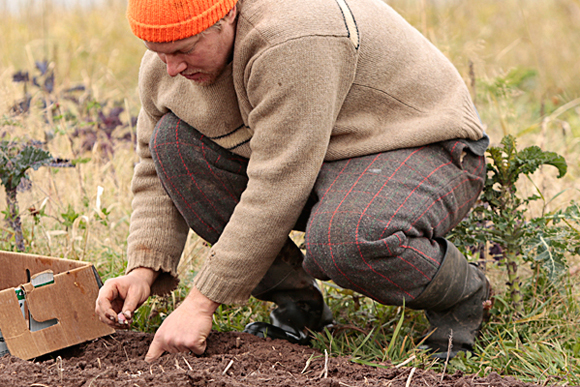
[0,251,89,290]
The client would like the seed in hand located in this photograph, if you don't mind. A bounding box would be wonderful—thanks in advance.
[117,312,129,325]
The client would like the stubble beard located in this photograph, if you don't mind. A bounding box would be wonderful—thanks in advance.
[184,65,227,87]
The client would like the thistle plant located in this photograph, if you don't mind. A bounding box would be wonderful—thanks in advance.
[450,135,577,314]
[0,140,53,251]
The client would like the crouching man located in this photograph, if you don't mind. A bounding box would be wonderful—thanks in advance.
[95,0,492,362]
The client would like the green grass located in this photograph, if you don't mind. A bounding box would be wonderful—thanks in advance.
[1,0,579,384]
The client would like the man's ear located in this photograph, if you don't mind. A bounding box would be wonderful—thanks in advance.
[224,5,237,24]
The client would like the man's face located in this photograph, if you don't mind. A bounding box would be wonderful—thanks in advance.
[144,9,237,86]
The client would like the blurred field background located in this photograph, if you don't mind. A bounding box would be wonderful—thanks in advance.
[1,0,579,382]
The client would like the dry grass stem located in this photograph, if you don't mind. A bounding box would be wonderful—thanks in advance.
[182,356,193,371]
[318,349,329,379]
[56,356,63,383]
[301,353,314,374]
[395,354,416,368]
[405,367,417,387]
[441,329,453,381]
[222,359,234,375]
[87,374,101,387]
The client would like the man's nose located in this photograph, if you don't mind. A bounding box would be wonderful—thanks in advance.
[165,55,187,77]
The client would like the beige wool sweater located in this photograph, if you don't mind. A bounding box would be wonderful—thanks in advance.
[127,0,484,304]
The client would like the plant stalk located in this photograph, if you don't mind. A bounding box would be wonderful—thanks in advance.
[6,188,25,251]
[504,251,523,313]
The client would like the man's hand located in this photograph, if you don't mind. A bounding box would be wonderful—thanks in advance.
[145,286,220,362]
[95,268,157,327]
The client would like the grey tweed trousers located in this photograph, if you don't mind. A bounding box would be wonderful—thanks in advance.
[151,112,486,306]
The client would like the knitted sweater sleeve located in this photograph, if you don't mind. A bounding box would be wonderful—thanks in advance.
[126,83,190,296]
[193,36,357,304]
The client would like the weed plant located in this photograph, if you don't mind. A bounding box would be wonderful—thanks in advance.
[1,0,579,384]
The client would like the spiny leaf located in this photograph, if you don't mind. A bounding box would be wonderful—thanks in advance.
[15,145,53,172]
[516,146,567,178]
[0,144,53,190]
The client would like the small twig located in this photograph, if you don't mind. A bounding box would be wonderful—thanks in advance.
[441,329,453,382]
[222,359,234,375]
[339,382,357,387]
[324,349,329,379]
[97,358,102,369]
[395,354,416,368]
[182,356,193,371]
[318,349,329,379]
[88,373,101,387]
[123,345,130,361]
[0,226,15,236]
[159,365,165,373]
[107,334,120,343]
[56,356,64,384]
[405,367,417,387]
[30,384,51,387]
[175,358,183,370]
[301,353,314,374]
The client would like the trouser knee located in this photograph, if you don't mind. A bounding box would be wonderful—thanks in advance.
[303,228,447,306]
[150,112,249,243]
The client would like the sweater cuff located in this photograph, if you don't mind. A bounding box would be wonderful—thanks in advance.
[193,261,255,305]
[126,251,180,296]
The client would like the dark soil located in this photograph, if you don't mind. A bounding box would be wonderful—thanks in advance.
[0,330,561,386]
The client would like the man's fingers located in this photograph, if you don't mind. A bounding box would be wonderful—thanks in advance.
[190,341,207,356]
[95,280,122,316]
[105,309,120,323]
[144,339,165,363]
[95,293,119,326]
[120,296,140,323]
[96,275,152,328]
[144,335,206,362]
[143,287,217,361]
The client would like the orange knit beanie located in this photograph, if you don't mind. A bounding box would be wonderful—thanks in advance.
[127,0,238,43]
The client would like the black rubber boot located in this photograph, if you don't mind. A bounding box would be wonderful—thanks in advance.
[407,239,492,359]
[243,239,334,344]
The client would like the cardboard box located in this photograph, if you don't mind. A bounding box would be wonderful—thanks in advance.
[0,251,115,360]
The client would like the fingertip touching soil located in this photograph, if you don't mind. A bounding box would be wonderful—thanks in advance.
[0,330,566,386]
